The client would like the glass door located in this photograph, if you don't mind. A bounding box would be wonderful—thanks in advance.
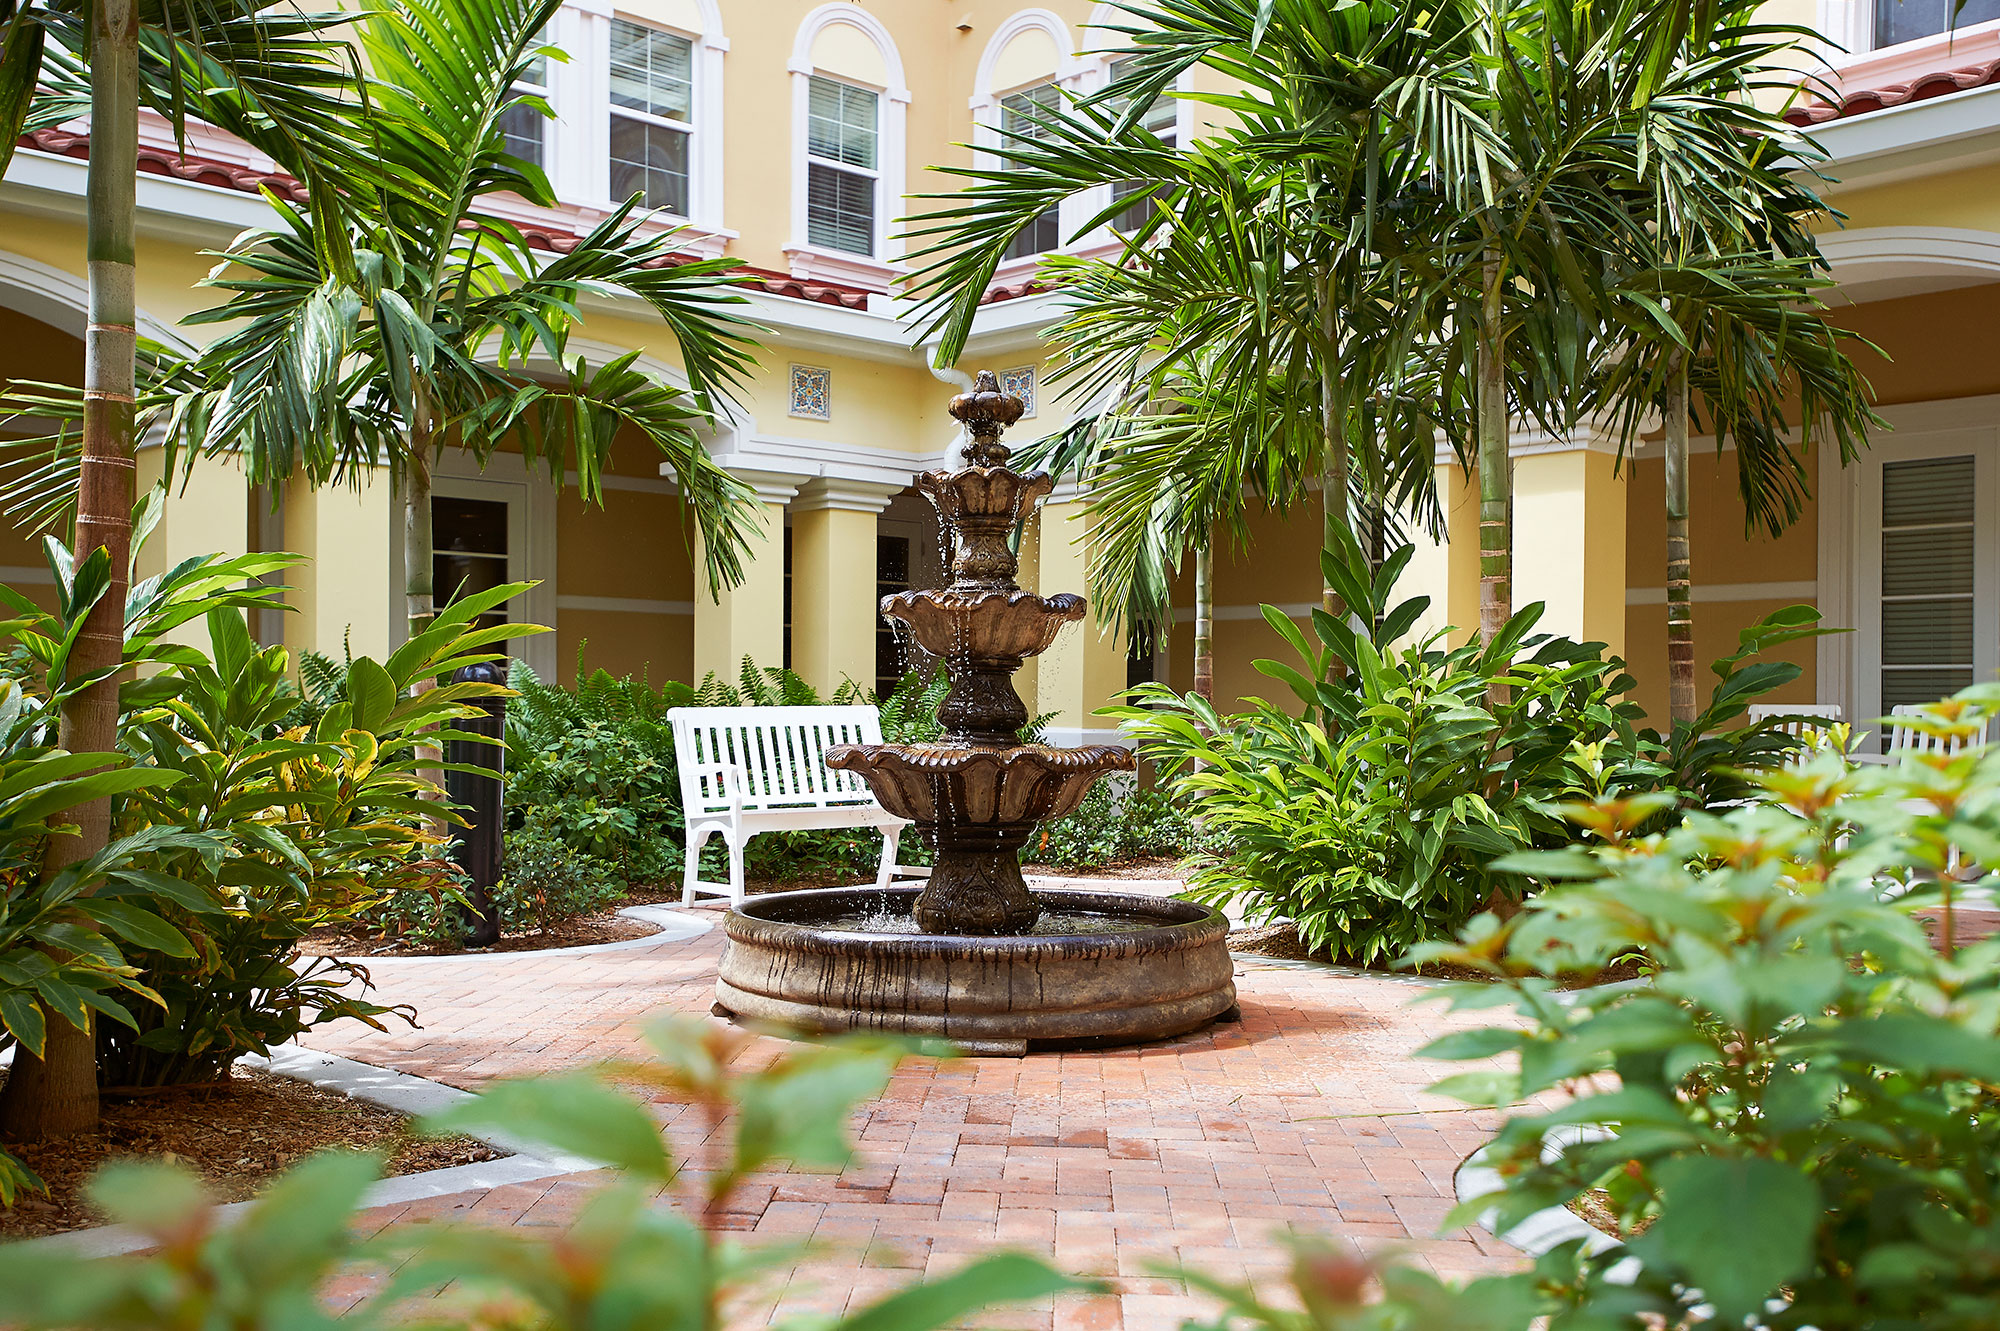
[432,479,523,662]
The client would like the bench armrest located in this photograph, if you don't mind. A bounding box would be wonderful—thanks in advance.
[684,761,748,814]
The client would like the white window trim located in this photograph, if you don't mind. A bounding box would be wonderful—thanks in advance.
[1815,0,2000,67]
[785,3,910,290]
[1817,394,2000,727]
[485,0,732,259]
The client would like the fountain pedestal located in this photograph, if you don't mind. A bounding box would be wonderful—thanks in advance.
[713,372,1236,1052]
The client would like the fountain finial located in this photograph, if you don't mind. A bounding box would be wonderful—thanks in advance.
[949,369,1025,467]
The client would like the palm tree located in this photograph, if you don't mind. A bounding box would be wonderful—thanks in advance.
[1580,1,1878,726]
[171,0,765,641]
[1394,0,1683,659]
[1413,0,1876,710]
[906,0,1481,634]
[0,0,376,1142]
[1018,360,1431,708]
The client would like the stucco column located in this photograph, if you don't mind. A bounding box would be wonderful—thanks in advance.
[133,450,253,659]
[134,449,251,576]
[1028,498,1129,742]
[1512,441,1628,661]
[1401,458,1482,647]
[789,478,902,696]
[281,466,398,662]
[693,468,804,686]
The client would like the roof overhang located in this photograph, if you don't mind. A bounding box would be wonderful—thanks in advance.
[1803,81,2000,192]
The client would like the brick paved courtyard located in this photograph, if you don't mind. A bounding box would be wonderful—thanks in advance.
[303,913,1525,1329]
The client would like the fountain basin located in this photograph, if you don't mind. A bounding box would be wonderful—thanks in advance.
[714,886,1238,1054]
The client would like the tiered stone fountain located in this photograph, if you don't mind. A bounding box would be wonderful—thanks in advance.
[712,372,1237,1054]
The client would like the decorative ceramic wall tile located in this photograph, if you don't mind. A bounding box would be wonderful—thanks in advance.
[999,365,1037,417]
[789,364,832,420]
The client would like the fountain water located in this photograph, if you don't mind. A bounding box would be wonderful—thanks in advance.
[712,372,1237,1053]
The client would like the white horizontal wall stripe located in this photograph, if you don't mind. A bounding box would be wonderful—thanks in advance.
[1,565,54,585]
[555,594,695,616]
[1167,583,1821,621]
[562,470,682,494]
[1171,601,1319,624]
[1625,580,1817,606]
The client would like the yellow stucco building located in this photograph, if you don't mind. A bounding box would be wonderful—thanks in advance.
[5,0,2000,743]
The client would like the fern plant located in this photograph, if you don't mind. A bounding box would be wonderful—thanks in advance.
[277,633,356,732]
[691,655,866,708]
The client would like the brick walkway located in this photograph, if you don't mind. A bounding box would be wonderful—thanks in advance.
[303,915,1524,1328]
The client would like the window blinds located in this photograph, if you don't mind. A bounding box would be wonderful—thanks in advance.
[1880,454,1978,715]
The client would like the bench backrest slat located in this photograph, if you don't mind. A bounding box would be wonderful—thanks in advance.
[667,705,886,815]
[1887,703,1992,758]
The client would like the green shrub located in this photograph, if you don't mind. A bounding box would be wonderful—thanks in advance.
[360,865,474,948]
[1409,687,2000,1329]
[1026,778,1209,870]
[0,1021,1088,1328]
[1109,528,1817,965]
[97,587,535,1086]
[494,811,624,932]
[0,535,539,1090]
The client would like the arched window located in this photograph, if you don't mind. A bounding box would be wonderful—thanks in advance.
[1082,4,1197,239]
[970,11,1085,267]
[786,4,910,290]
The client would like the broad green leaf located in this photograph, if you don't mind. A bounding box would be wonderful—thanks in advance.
[1634,1155,1818,1324]
[76,900,197,958]
[346,658,397,734]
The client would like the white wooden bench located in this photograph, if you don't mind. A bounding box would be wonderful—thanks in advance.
[666,704,925,907]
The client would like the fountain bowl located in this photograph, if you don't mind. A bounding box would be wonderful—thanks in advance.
[882,588,1086,660]
[713,886,1239,1055]
[825,742,1134,826]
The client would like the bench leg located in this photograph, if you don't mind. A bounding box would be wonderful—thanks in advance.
[876,825,901,892]
[727,828,747,907]
[682,828,710,908]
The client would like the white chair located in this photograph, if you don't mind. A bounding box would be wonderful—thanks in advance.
[666,704,926,907]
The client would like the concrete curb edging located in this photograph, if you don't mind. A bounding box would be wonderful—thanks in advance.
[14,1044,603,1258]
[341,903,714,966]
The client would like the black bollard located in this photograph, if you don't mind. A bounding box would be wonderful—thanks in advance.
[444,660,507,946]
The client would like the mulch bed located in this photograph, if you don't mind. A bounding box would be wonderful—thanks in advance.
[302,910,660,958]
[0,1066,503,1240]
[299,882,693,958]
[1566,1187,1651,1238]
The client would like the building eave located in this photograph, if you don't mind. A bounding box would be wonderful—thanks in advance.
[1802,81,2000,192]
[2,145,276,246]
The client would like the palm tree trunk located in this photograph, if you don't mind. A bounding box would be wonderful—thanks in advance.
[1476,246,1511,708]
[1319,273,1349,625]
[0,0,139,1142]
[1318,273,1350,695]
[402,406,445,825]
[1664,353,1696,727]
[1192,542,1214,706]
[404,405,436,639]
